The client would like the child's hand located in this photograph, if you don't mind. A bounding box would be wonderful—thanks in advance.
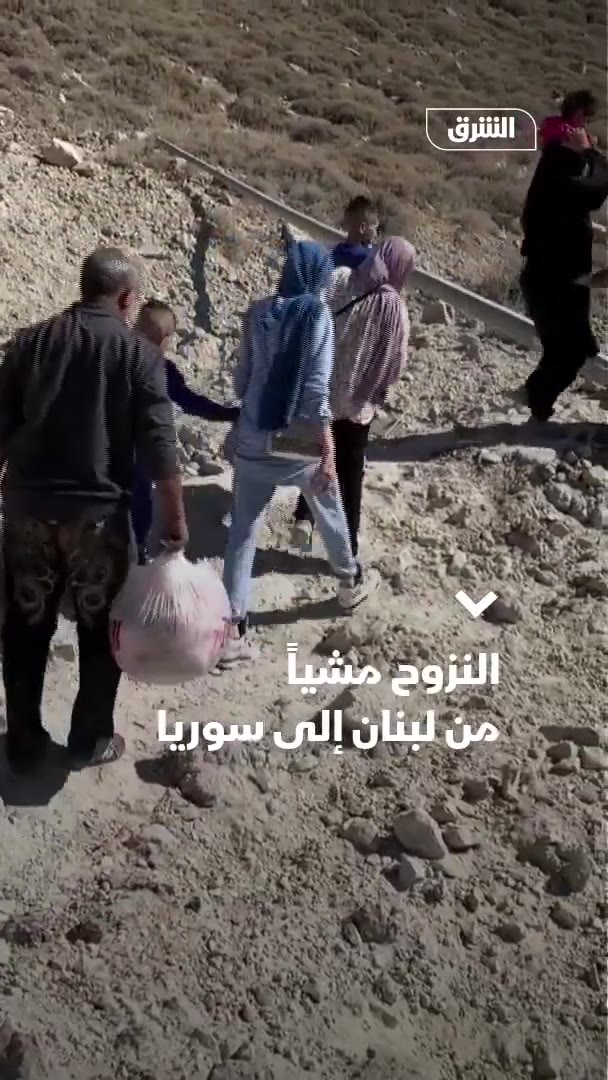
[563,128,591,152]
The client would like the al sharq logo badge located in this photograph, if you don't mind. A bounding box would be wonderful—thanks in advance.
[426,108,537,151]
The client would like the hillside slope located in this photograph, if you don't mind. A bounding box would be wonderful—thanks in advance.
[1,0,606,302]
[0,114,606,1080]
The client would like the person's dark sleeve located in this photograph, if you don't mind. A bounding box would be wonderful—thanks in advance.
[165,359,239,422]
[131,340,179,481]
[0,335,26,451]
[550,145,608,211]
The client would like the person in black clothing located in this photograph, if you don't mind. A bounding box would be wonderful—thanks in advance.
[520,90,608,421]
[0,248,188,774]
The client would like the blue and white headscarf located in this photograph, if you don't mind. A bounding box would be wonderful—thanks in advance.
[257,240,333,431]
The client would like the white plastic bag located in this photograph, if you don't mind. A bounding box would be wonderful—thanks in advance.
[110,552,231,685]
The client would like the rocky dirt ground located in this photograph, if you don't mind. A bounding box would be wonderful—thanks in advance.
[0,112,606,1080]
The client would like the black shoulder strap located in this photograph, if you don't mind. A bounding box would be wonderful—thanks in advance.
[334,285,381,319]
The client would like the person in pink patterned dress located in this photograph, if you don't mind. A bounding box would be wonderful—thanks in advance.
[291,236,415,558]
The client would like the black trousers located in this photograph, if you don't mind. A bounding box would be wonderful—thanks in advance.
[2,510,130,764]
[294,418,371,558]
[520,264,598,421]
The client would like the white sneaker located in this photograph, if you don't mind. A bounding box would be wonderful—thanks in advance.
[337,567,379,611]
[290,521,313,553]
[217,635,260,668]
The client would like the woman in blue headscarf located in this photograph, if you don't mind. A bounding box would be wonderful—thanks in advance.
[220,240,377,665]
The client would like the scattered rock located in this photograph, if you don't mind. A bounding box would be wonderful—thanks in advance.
[553,848,593,895]
[341,919,363,947]
[0,917,47,947]
[51,615,78,661]
[546,742,579,774]
[178,422,206,448]
[442,825,479,852]
[369,1001,399,1029]
[128,824,178,850]
[532,1043,561,1079]
[547,519,569,538]
[462,889,479,912]
[580,463,608,488]
[590,505,608,529]
[302,976,323,1003]
[540,725,603,748]
[448,505,469,526]
[550,901,578,930]
[495,921,525,944]
[437,854,468,879]
[250,767,272,793]
[0,1020,48,1079]
[545,742,575,764]
[429,799,457,825]
[514,447,557,467]
[252,986,274,1009]
[462,777,491,803]
[516,832,561,876]
[0,940,11,965]
[483,596,522,624]
[579,746,608,771]
[506,529,542,556]
[479,449,504,466]
[578,782,599,804]
[373,971,398,1006]
[571,570,608,598]
[393,809,448,860]
[458,333,482,362]
[288,754,319,774]
[421,300,454,325]
[500,762,521,799]
[544,483,572,514]
[367,769,395,789]
[398,854,427,890]
[40,138,84,168]
[179,773,217,808]
[343,818,379,855]
[351,903,399,944]
[239,1002,257,1024]
[208,1064,259,1080]
[66,919,103,945]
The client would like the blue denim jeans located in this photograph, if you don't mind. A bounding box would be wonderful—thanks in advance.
[222,454,357,620]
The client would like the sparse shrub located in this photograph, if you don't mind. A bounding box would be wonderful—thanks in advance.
[373,124,426,155]
[450,208,500,236]
[228,92,289,132]
[207,207,251,265]
[489,0,529,15]
[287,181,328,215]
[288,118,337,145]
[292,95,383,135]
[476,246,525,308]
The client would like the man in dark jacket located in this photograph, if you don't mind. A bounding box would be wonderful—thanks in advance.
[520,90,608,420]
[0,248,188,773]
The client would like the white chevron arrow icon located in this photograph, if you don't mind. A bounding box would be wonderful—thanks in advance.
[455,590,498,618]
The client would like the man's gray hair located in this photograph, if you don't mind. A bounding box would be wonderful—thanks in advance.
[80,247,139,302]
